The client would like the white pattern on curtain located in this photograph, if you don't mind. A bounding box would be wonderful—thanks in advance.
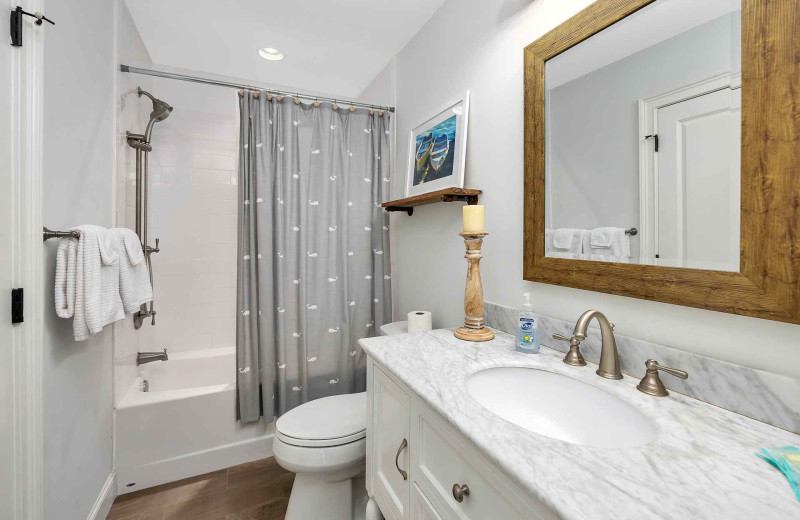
[236,93,392,423]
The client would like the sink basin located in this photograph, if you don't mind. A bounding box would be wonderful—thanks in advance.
[467,367,656,448]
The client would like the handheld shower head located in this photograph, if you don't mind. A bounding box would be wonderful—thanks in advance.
[138,87,173,142]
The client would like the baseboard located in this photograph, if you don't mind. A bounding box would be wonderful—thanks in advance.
[117,433,273,495]
[87,471,116,520]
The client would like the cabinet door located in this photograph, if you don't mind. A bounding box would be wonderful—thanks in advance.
[371,365,411,520]
[412,484,444,520]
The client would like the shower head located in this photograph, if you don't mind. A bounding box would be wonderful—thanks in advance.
[138,87,173,142]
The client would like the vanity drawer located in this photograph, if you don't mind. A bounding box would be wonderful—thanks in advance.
[412,406,543,520]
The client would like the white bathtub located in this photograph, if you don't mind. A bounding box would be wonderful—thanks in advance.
[115,347,273,494]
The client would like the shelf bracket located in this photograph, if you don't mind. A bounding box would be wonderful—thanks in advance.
[441,194,479,205]
[385,206,413,216]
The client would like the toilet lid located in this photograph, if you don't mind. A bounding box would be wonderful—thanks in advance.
[276,392,366,448]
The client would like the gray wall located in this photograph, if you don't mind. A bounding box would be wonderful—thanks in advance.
[42,0,116,517]
[382,0,800,381]
[547,12,741,259]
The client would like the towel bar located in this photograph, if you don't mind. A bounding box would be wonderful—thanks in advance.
[43,227,80,241]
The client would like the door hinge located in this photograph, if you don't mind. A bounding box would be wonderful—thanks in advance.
[644,134,659,152]
[11,288,23,324]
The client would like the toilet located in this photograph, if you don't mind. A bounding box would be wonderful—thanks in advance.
[273,321,408,520]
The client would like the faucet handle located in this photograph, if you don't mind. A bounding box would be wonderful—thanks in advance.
[552,333,587,367]
[636,359,688,397]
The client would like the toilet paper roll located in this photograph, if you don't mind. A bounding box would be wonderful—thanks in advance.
[407,311,433,333]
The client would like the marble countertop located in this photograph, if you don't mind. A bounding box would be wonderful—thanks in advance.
[359,329,800,520]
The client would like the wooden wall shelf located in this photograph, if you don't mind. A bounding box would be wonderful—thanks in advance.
[381,188,482,216]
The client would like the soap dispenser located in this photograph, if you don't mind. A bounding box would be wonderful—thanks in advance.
[515,293,540,354]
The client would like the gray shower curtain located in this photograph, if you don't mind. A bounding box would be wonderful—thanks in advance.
[236,93,392,423]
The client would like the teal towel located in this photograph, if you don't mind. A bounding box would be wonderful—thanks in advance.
[757,446,800,502]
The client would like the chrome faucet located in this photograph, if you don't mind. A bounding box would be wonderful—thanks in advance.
[553,310,622,380]
[137,349,168,366]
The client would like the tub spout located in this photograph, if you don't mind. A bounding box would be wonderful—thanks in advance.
[137,349,168,366]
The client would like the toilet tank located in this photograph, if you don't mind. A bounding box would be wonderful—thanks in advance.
[379,321,408,336]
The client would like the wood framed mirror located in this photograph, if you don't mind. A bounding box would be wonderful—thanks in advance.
[523,0,800,323]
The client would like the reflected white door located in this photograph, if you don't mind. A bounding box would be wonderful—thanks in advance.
[656,88,741,270]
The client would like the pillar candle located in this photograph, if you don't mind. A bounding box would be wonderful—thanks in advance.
[463,205,484,233]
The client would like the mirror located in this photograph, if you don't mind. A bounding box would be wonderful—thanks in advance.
[544,0,742,271]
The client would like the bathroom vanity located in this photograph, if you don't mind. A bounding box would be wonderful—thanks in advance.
[360,329,800,520]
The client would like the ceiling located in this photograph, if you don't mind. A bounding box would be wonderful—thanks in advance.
[125,0,446,100]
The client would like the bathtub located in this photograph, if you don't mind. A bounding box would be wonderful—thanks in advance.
[115,347,273,494]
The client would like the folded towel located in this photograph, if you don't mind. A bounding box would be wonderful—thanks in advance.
[757,446,800,502]
[551,228,583,252]
[54,237,77,319]
[583,227,631,261]
[590,227,614,248]
[113,228,153,313]
[70,225,125,341]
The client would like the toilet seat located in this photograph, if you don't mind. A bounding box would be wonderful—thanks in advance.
[275,392,366,448]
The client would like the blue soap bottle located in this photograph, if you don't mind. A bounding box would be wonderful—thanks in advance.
[515,293,540,354]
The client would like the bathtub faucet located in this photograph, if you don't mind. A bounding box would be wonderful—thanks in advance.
[137,349,168,366]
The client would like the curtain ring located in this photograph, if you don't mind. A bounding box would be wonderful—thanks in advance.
[369,108,375,116]
[276,95,284,102]
[267,93,273,101]
[313,97,320,107]
[332,100,339,111]
[294,94,301,105]
[349,106,356,112]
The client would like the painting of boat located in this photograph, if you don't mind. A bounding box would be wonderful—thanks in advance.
[416,132,433,170]
[430,133,450,171]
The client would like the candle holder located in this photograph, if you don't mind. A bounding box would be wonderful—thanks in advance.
[454,231,495,342]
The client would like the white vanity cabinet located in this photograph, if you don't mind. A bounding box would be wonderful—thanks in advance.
[367,357,556,520]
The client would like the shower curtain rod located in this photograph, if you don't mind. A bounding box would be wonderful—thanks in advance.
[120,65,395,113]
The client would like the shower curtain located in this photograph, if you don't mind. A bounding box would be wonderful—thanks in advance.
[236,93,392,423]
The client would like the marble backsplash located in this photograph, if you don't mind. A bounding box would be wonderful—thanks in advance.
[484,301,800,434]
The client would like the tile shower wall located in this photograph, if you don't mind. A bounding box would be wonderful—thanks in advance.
[138,79,239,354]
[115,1,153,405]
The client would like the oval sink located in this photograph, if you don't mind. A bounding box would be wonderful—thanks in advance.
[467,367,656,449]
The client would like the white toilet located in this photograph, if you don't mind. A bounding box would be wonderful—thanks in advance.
[273,321,407,520]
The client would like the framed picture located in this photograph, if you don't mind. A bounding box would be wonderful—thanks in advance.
[405,91,470,197]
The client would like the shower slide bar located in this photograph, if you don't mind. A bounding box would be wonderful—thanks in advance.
[120,64,396,113]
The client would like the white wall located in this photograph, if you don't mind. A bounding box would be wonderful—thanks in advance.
[547,12,741,260]
[42,0,116,517]
[389,0,800,380]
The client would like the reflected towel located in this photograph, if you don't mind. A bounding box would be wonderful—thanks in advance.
[757,446,800,502]
[551,228,583,252]
[584,227,630,261]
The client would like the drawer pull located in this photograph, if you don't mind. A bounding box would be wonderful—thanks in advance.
[395,438,408,481]
[452,483,470,503]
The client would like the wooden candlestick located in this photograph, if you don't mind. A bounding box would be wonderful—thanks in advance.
[454,231,495,342]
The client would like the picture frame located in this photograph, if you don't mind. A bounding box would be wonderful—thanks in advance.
[405,91,470,197]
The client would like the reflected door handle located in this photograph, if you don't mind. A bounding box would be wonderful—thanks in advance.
[395,438,408,481]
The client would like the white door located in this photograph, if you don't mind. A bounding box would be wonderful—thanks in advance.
[655,88,741,271]
[372,366,411,520]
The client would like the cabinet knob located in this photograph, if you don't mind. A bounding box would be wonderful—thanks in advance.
[452,483,470,503]
[395,438,408,481]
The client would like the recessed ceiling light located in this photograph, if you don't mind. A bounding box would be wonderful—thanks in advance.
[258,47,284,61]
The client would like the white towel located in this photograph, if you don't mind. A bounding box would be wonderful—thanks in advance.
[583,228,631,262]
[72,225,125,341]
[113,228,153,313]
[54,237,77,319]
[551,228,583,252]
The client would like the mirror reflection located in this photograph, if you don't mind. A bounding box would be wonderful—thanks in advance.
[544,0,742,271]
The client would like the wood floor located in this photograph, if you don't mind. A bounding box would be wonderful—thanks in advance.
[106,457,294,520]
